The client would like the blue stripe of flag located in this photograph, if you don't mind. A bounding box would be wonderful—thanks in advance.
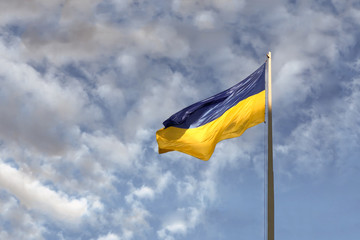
[163,63,266,129]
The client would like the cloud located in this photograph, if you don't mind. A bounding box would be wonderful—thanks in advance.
[0,1,190,63]
[0,52,88,155]
[0,162,88,223]
[22,18,189,63]
[122,71,199,140]
[132,186,155,200]
[157,207,202,240]
[172,0,245,17]
[125,171,173,203]
[117,53,138,76]
[97,233,120,240]
[194,11,216,30]
[0,1,62,23]
[81,132,140,169]
[0,196,45,240]
[0,0,359,239]
[110,205,150,240]
[275,71,360,176]
[132,24,190,59]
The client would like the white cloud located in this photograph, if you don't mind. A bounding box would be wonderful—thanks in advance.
[274,60,311,104]
[0,53,88,155]
[97,233,120,240]
[96,83,126,113]
[81,132,140,169]
[125,169,174,202]
[0,196,45,240]
[132,24,190,59]
[111,205,150,239]
[122,71,198,140]
[117,53,137,75]
[0,162,88,223]
[155,171,173,193]
[159,222,187,239]
[275,73,360,176]
[194,11,216,30]
[158,207,202,240]
[133,186,155,200]
[172,0,245,17]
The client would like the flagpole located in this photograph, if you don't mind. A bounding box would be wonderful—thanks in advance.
[267,52,274,240]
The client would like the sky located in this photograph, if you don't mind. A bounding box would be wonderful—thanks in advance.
[0,0,359,239]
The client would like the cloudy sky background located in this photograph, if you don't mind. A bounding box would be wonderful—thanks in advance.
[0,0,359,239]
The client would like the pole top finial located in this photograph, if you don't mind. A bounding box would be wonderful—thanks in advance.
[267,52,271,58]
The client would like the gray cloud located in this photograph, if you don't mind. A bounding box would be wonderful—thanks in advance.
[0,55,88,155]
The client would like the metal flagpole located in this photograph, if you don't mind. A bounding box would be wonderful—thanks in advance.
[267,52,274,240]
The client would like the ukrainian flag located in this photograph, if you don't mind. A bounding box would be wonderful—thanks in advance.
[156,63,266,160]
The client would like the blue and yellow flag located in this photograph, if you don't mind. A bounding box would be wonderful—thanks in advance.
[156,63,266,160]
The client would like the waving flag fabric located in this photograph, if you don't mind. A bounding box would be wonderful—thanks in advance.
[156,63,266,160]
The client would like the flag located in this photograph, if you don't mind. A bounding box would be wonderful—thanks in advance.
[156,63,266,160]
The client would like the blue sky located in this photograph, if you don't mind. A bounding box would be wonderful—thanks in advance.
[0,0,359,239]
